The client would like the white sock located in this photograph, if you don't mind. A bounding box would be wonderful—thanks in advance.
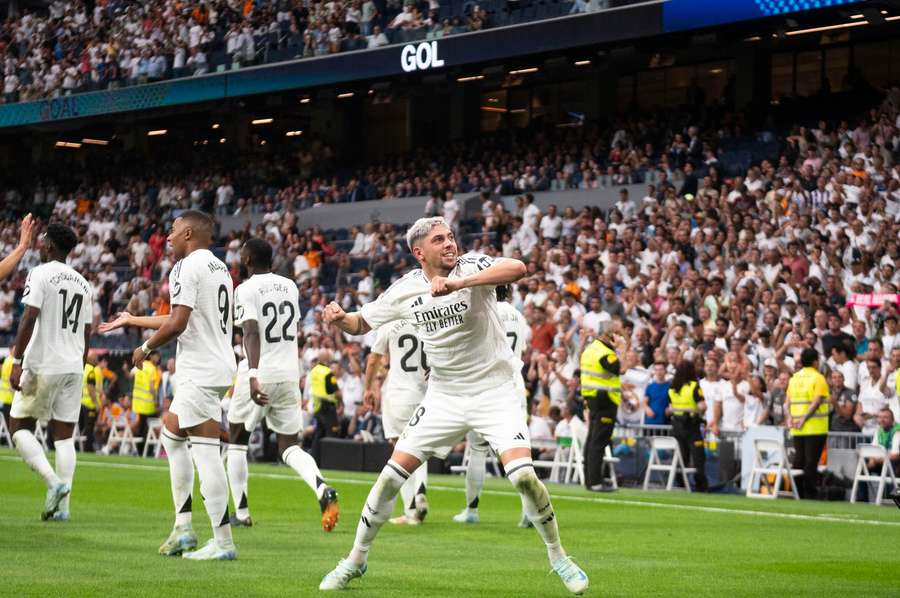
[414,461,428,498]
[226,444,250,520]
[283,444,327,500]
[54,437,76,513]
[13,429,60,488]
[506,457,566,565]
[348,459,409,566]
[399,475,418,517]
[161,430,194,527]
[189,436,233,545]
[465,446,487,513]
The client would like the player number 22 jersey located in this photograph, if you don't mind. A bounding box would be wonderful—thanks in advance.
[234,272,301,383]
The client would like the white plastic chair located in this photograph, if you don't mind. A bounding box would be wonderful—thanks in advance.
[564,427,617,487]
[34,420,49,450]
[0,415,11,447]
[746,437,803,500]
[142,418,163,458]
[642,436,695,491]
[850,443,900,506]
[73,424,87,452]
[104,420,142,456]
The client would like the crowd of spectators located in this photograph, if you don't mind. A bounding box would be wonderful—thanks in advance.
[2,88,900,474]
[0,0,571,104]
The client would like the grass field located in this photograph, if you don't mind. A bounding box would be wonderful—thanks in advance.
[2,448,900,597]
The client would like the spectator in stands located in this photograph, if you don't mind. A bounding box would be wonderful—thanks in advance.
[642,362,670,425]
[868,408,900,474]
[829,370,859,432]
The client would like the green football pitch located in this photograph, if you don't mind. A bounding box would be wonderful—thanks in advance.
[2,449,899,597]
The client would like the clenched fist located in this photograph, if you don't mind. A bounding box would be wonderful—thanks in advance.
[323,301,346,325]
[431,276,463,297]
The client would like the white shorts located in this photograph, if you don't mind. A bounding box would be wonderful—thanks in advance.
[382,390,425,440]
[395,379,531,462]
[227,374,302,436]
[10,371,82,423]
[170,380,229,429]
[466,374,528,449]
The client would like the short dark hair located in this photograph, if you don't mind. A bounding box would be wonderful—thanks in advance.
[45,223,78,255]
[495,284,510,302]
[178,210,215,238]
[243,237,273,269]
[801,348,819,368]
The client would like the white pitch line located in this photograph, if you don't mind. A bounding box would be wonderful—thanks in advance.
[3,455,898,527]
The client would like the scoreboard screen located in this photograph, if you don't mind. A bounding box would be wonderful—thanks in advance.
[663,0,865,32]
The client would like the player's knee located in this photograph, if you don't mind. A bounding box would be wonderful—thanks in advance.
[379,459,412,494]
[505,457,542,498]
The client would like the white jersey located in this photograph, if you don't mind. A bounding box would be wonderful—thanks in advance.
[497,301,530,361]
[371,319,427,397]
[360,253,519,394]
[169,249,236,387]
[21,261,92,375]
[234,272,300,383]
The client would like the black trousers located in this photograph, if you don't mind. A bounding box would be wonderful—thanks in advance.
[671,415,707,491]
[135,414,153,455]
[312,401,339,465]
[78,406,97,452]
[791,434,826,499]
[583,394,617,488]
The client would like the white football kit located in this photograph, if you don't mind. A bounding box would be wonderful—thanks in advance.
[168,249,237,428]
[371,320,428,439]
[11,261,92,423]
[359,253,530,461]
[228,273,303,435]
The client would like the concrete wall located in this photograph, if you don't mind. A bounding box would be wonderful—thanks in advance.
[218,184,646,234]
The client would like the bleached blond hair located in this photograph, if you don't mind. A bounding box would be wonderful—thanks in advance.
[405,216,450,251]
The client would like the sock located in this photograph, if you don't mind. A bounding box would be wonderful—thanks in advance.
[13,429,60,488]
[465,445,487,513]
[226,444,250,520]
[399,475,417,518]
[54,437,76,513]
[161,430,194,527]
[506,457,566,565]
[283,444,327,500]
[347,459,409,566]
[414,462,428,498]
[189,436,232,545]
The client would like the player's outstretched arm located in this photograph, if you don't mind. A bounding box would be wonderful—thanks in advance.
[0,213,34,281]
[432,257,526,296]
[132,306,191,368]
[99,311,169,332]
[323,301,371,336]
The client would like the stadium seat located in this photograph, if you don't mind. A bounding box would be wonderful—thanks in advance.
[746,438,803,500]
[73,424,88,452]
[850,443,900,506]
[142,418,164,458]
[0,414,11,447]
[642,436,695,492]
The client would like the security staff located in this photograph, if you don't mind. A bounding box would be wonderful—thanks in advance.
[80,353,105,452]
[580,331,622,492]
[0,348,14,424]
[666,360,708,491]
[131,351,161,454]
[786,348,830,499]
[310,350,341,464]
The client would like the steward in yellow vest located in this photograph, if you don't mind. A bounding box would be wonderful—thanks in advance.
[79,353,106,452]
[310,352,341,465]
[785,348,829,499]
[666,361,708,491]
[579,334,621,492]
[131,351,161,455]
[1,353,14,419]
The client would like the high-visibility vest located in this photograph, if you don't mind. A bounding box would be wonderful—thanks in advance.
[580,340,621,405]
[668,380,701,416]
[132,362,158,416]
[0,355,13,406]
[81,363,103,410]
[787,367,830,437]
[310,363,337,412]
[896,367,899,398]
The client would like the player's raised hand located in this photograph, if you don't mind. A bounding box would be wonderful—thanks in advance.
[17,213,34,250]
[431,276,462,297]
[99,311,134,333]
[323,301,346,325]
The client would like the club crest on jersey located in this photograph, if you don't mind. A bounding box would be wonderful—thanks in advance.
[413,300,468,333]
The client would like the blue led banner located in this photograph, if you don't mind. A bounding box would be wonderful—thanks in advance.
[664,0,865,32]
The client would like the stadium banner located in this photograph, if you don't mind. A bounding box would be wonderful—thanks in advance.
[663,0,864,33]
[845,293,900,308]
[0,4,661,129]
